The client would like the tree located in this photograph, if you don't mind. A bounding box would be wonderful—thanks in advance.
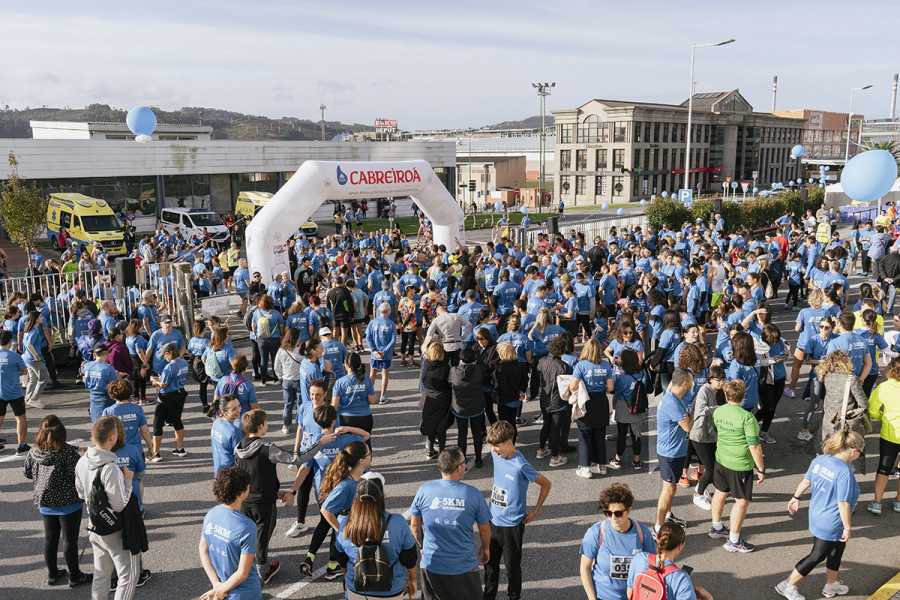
[863,140,900,169]
[1,152,48,265]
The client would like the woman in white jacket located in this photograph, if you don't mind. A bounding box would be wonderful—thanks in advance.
[274,327,304,436]
[75,415,139,600]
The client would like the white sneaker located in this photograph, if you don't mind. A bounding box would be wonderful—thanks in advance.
[282,426,290,436]
[775,580,805,600]
[26,399,45,409]
[590,463,606,475]
[536,448,551,459]
[783,388,796,398]
[575,466,592,478]
[761,432,776,444]
[285,521,309,538]
[378,397,388,405]
[822,580,849,598]
[549,456,569,467]
[797,431,813,441]
[693,493,712,511]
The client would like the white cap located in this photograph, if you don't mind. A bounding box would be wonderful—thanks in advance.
[319,327,332,336]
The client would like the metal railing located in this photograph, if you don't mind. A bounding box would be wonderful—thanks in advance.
[524,214,648,247]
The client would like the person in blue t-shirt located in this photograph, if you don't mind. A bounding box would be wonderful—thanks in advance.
[144,315,185,376]
[654,368,694,531]
[483,421,551,600]
[199,467,263,600]
[824,312,872,380]
[0,330,28,454]
[21,310,50,410]
[209,396,243,476]
[112,417,146,511]
[84,344,123,421]
[776,430,864,600]
[334,472,419,599]
[410,447,491,599]
[726,332,760,411]
[626,522,711,600]
[148,343,190,461]
[331,353,377,437]
[101,379,152,454]
[579,483,656,600]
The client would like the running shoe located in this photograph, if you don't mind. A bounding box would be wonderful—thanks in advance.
[822,580,849,597]
[425,450,439,460]
[300,557,313,577]
[535,448,551,459]
[607,459,622,470]
[378,397,388,405]
[262,561,280,584]
[533,414,543,424]
[677,476,690,487]
[149,453,163,463]
[474,458,483,468]
[549,456,568,467]
[867,501,883,515]
[575,466,593,479]
[590,463,607,475]
[797,431,813,442]
[68,572,92,588]
[515,418,527,426]
[632,461,642,470]
[48,569,68,586]
[323,565,343,581]
[16,444,31,456]
[890,467,900,479]
[693,493,712,511]
[282,426,290,435]
[775,580,806,600]
[172,448,187,457]
[136,570,151,587]
[285,521,308,538]
[26,399,45,409]
[0,443,5,453]
[760,432,777,444]
[688,469,700,482]
[783,388,796,398]
[894,500,900,513]
[665,514,686,527]
[724,538,755,553]
[708,524,730,539]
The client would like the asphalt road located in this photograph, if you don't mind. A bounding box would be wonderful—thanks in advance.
[1,267,899,600]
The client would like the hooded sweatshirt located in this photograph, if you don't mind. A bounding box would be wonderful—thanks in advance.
[24,444,83,510]
[448,362,484,418]
[75,446,132,516]
[234,437,324,504]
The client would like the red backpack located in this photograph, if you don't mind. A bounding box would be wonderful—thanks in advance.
[630,554,679,600]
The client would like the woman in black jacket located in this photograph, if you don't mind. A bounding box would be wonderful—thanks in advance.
[420,342,453,459]
[536,336,573,467]
[449,346,485,467]
[23,415,91,587]
[493,342,528,440]
[476,327,500,431]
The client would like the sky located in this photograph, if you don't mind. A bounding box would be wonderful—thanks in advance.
[2,0,899,131]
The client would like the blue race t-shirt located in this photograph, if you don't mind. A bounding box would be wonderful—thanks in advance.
[572,360,613,394]
[305,433,365,498]
[211,417,243,475]
[332,374,375,417]
[656,391,691,458]
[159,358,189,392]
[335,512,417,597]
[627,552,697,600]
[201,505,261,600]
[147,329,185,373]
[726,361,759,411]
[579,519,656,600]
[409,479,491,575]
[489,450,539,527]
[806,454,860,542]
[114,444,145,509]
[320,477,357,516]
[0,348,25,400]
[101,403,147,449]
[84,361,118,421]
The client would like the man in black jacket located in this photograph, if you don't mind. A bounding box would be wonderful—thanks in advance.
[879,246,900,313]
[234,409,335,585]
[325,277,353,346]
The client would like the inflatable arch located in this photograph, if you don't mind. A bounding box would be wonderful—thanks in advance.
[246,160,466,278]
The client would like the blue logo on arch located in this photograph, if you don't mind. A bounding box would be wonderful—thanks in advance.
[336,166,348,185]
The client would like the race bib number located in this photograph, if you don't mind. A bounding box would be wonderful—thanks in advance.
[609,555,632,580]
[490,485,508,509]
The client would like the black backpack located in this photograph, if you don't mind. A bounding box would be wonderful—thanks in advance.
[627,374,649,415]
[87,467,123,536]
[353,514,396,593]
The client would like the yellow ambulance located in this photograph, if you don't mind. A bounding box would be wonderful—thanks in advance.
[46,193,126,255]
[235,191,318,236]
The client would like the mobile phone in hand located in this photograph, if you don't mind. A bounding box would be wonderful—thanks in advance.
[681,565,694,576]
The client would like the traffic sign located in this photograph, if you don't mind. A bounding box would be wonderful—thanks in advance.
[126,212,135,222]
[752,171,759,179]
[740,182,749,193]
[678,189,693,203]
[726,177,732,183]
[731,182,739,189]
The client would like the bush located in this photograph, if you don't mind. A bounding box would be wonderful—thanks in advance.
[645,197,692,231]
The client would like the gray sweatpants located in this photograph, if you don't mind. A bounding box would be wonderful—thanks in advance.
[89,531,139,600]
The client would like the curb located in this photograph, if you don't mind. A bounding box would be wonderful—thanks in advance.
[869,571,900,600]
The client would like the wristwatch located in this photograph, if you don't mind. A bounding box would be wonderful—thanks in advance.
[290,489,297,496]
[792,495,802,500]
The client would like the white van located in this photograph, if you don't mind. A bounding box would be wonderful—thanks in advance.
[159,208,229,242]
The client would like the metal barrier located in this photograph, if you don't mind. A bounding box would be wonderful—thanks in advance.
[525,214,648,247]
[840,206,878,223]
[0,263,194,344]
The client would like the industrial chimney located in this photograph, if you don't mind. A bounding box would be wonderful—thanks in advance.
[891,74,898,120]
[772,76,777,111]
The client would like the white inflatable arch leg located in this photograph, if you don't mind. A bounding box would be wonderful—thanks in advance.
[246,160,466,278]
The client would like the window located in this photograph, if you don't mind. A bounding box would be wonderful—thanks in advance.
[652,150,658,170]
[559,124,573,143]
[595,176,607,195]
[578,115,600,143]
[633,149,641,169]
[612,176,624,197]
[73,215,82,230]
[644,149,650,170]
[612,149,625,169]
[644,122,651,143]
[60,211,72,229]
[560,175,571,194]
[575,150,587,171]
[662,149,669,171]
[804,129,814,142]
[559,150,572,171]
[575,176,586,195]
[595,149,607,170]
[634,121,643,143]
[82,215,123,233]
[662,123,669,143]
[161,210,178,224]
[653,122,660,143]
[613,122,627,143]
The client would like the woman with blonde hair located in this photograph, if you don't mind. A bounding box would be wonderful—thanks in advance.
[867,358,900,515]
[787,288,827,398]
[420,341,452,458]
[776,429,865,600]
[493,341,528,439]
[569,339,613,479]
[813,350,867,470]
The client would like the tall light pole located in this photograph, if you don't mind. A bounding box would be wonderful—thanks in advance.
[532,82,555,209]
[844,85,872,163]
[319,104,327,141]
[684,39,734,193]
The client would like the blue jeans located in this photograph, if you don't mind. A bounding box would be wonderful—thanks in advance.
[883,282,898,314]
[576,420,607,467]
[282,379,301,427]
[257,338,279,383]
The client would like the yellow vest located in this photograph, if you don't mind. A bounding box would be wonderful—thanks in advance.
[816,222,831,244]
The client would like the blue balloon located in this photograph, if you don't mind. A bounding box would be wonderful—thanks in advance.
[809,178,814,184]
[824,166,830,171]
[752,187,759,193]
[126,106,157,137]
[661,191,668,198]
[494,202,502,210]
[819,184,824,188]
[601,202,610,210]
[520,206,528,214]
[761,190,769,197]
[791,144,805,157]
[840,149,899,204]
[789,180,795,186]
[640,199,647,206]
[616,208,624,215]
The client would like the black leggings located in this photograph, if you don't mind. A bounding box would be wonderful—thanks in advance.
[539,409,571,456]
[693,441,716,496]
[295,471,314,523]
[153,390,186,435]
[863,374,878,397]
[400,331,417,356]
[616,422,642,460]
[307,517,338,561]
[131,356,147,399]
[757,378,786,432]
[497,404,518,442]
[795,536,846,576]
[877,437,900,476]
[456,415,484,459]
[42,510,82,577]
[785,284,801,307]
[483,392,497,430]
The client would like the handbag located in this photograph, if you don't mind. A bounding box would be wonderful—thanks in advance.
[832,375,873,436]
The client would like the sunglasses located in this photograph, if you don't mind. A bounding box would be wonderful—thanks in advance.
[819,325,832,330]
[604,509,627,518]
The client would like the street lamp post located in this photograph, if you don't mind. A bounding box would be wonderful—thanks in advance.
[319,104,327,141]
[844,85,873,163]
[533,82,555,211]
[684,39,734,202]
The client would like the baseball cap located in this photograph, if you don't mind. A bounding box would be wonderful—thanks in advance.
[319,327,332,336]
[158,314,173,324]
[93,343,109,354]
[695,218,702,223]
[161,342,178,355]
[87,319,102,333]
[356,472,385,503]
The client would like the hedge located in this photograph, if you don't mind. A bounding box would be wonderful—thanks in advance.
[645,188,824,233]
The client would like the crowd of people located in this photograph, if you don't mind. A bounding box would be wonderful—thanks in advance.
[4,200,900,600]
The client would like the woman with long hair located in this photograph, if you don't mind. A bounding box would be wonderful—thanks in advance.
[125,319,150,404]
[475,327,500,429]
[298,337,332,406]
[650,309,681,391]
[332,353,377,442]
[536,336,572,467]
[528,307,565,407]
[23,415,91,587]
[626,522,713,600]
[609,348,648,472]
[187,321,210,410]
[492,342,528,439]
[726,331,759,412]
[756,323,788,444]
[286,300,312,344]
[776,430,865,600]
[645,288,668,354]
[855,309,894,396]
[605,320,644,365]
[274,327,303,434]
[569,339,613,479]
[420,341,453,458]
[23,310,49,409]
[301,441,372,581]
[797,316,836,442]
[252,294,285,386]
[814,351,867,471]
[335,473,418,600]
[207,395,242,476]
[868,358,900,514]
[496,314,531,365]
